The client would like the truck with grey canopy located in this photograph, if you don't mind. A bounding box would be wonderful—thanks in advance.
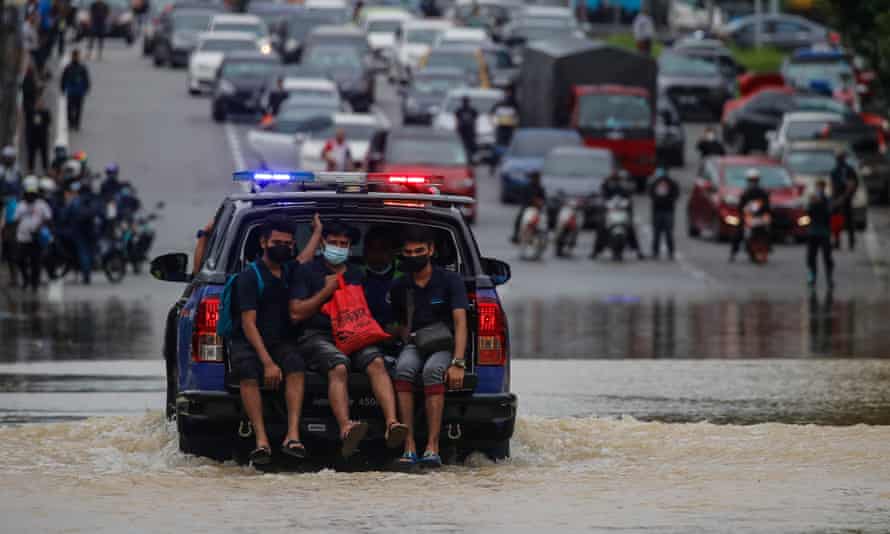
[518,37,659,190]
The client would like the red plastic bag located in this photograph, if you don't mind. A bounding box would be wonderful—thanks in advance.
[830,214,845,235]
[322,274,390,355]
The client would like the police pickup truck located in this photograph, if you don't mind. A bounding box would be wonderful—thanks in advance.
[151,171,517,466]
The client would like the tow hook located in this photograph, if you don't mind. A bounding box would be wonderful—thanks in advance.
[238,420,253,438]
[447,423,462,440]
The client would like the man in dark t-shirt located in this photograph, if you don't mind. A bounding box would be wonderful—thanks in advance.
[289,220,407,457]
[390,227,469,467]
[229,216,306,465]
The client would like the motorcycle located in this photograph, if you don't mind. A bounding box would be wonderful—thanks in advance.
[47,232,127,283]
[517,204,548,261]
[552,194,584,257]
[604,195,632,261]
[743,199,771,264]
[120,201,163,273]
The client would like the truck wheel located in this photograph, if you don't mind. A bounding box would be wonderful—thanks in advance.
[483,440,510,462]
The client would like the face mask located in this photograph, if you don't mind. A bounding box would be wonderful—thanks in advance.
[266,244,293,264]
[323,244,349,265]
[400,254,430,274]
[367,263,393,276]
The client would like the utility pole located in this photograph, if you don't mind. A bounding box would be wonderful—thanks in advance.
[0,0,23,149]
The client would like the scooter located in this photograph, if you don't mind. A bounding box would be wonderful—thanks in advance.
[743,200,771,264]
[120,201,163,273]
[517,204,548,261]
[553,195,584,257]
[604,195,632,261]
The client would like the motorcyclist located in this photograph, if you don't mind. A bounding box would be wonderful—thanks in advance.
[696,127,726,159]
[100,163,122,201]
[58,180,98,284]
[510,171,547,244]
[729,168,771,263]
[591,171,645,260]
[115,182,141,222]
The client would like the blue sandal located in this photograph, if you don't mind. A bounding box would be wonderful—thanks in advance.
[398,451,418,465]
[420,451,442,468]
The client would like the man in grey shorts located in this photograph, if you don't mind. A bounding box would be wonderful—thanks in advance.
[390,227,469,467]
[289,220,407,457]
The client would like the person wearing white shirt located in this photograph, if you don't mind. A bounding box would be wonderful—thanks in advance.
[632,7,655,56]
[22,10,41,68]
[14,175,53,291]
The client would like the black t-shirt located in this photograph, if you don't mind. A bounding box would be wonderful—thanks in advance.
[739,186,770,214]
[234,260,293,344]
[390,266,469,332]
[455,106,478,134]
[289,256,365,332]
[649,176,679,211]
[697,139,726,157]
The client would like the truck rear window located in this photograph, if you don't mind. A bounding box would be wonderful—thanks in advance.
[577,94,651,130]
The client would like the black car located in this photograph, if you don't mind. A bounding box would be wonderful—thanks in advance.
[722,90,858,154]
[152,4,221,68]
[141,0,179,55]
[274,10,338,63]
[400,66,465,125]
[301,26,379,112]
[658,51,733,121]
[212,52,282,122]
[656,91,685,167]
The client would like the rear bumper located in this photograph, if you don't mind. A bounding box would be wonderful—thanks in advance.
[176,389,517,449]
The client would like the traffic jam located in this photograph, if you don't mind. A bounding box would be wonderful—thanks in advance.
[130,0,890,468]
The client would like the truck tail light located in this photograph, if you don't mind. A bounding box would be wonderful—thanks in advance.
[477,297,506,366]
[192,297,223,362]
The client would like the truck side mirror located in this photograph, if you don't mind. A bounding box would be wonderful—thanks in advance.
[481,257,511,286]
[150,253,191,283]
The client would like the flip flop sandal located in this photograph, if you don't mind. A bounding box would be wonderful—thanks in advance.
[397,451,418,465]
[420,451,442,468]
[280,440,307,459]
[340,421,369,458]
[249,446,272,466]
[385,422,409,449]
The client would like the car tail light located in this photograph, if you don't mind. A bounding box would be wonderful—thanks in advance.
[192,297,223,362]
[476,297,506,366]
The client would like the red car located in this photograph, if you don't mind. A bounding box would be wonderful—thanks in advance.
[687,156,808,242]
[376,127,477,223]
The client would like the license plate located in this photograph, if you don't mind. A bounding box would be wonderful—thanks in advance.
[678,95,698,105]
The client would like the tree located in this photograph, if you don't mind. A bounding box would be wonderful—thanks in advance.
[817,0,890,105]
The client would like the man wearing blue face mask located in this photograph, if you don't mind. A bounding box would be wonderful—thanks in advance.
[289,220,407,457]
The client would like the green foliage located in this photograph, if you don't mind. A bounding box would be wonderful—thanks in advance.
[818,0,890,101]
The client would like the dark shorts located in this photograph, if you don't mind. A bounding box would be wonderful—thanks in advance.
[296,330,383,374]
[229,339,305,383]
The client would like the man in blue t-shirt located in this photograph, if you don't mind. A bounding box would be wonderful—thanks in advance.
[361,225,401,328]
[229,216,306,465]
[390,226,469,467]
[289,220,407,457]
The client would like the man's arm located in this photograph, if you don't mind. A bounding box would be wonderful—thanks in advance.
[241,309,275,367]
[296,213,322,264]
[288,273,338,322]
[451,308,467,361]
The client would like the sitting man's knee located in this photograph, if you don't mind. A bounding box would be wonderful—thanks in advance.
[366,356,385,374]
[329,363,348,381]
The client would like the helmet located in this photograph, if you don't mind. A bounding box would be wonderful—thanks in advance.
[39,177,57,193]
[23,175,40,193]
[63,159,82,177]
[105,163,119,177]
[745,168,761,181]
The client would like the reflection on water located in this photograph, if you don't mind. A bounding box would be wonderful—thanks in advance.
[0,297,156,362]
[507,294,890,359]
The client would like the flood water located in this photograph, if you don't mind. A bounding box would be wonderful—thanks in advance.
[2,294,890,532]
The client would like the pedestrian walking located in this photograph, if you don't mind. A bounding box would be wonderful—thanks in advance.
[37,0,57,66]
[22,10,41,70]
[632,6,655,56]
[455,96,478,162]
[21,63,40,119]
[696,127,726,159]
[87,0,109,60]
[806,179,834,290]
[60,49,90,131]
[829,149,858,250]
[25,97,52,174]
[649,168,679,260]
[14,176,53,291]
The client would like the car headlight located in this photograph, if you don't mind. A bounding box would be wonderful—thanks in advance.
[218,80,236,95]
[260,42,273,55]
[797,215,811,226]
[118,11,133,24]
[285,38,299,52]
[723,214,741,226]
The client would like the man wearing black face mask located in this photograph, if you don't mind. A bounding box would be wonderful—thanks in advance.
[229,215,308,465]
[389,227,469,468]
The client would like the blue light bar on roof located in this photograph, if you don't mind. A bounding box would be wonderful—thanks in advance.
[233,170,316,183]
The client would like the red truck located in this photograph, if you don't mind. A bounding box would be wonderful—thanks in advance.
[518,38,659,191]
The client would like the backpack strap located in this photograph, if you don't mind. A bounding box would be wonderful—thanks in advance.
[250,261,264,296]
